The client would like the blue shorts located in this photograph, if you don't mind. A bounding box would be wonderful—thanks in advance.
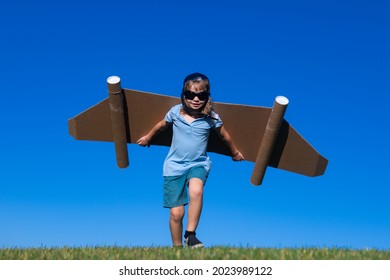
[163,166,208,208]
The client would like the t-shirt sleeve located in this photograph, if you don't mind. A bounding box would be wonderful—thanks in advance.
[165,105,178,123]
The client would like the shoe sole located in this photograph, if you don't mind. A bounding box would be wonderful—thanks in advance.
[184,238,204,248]
[188,243,204,248]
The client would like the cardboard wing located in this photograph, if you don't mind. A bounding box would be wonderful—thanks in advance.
[68,78,328,186]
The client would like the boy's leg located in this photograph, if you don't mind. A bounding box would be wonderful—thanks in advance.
[187,178,204,232]
[170,205,185,246]
[184,178,205,248]
[164,174,188,246]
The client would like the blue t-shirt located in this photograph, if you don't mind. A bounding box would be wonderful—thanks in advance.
[163,104,223,176]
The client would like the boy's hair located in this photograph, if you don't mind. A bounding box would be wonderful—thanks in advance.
[181,73,213,117]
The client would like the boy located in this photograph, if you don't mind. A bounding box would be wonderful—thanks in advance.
[137,73,244,247]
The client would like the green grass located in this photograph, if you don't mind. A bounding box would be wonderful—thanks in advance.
[1,246,389,260]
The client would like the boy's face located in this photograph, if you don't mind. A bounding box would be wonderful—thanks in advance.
[185,84,208,111]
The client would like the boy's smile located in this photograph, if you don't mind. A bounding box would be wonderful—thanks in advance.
[187,97,204,110]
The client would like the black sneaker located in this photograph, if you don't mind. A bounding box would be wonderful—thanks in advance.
[184,235,204,248]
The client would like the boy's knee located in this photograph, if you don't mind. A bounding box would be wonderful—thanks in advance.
[170,207,184,222]
[190,188,203,199]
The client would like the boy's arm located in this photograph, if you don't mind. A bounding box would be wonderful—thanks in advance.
[137,119,170,147]
[215,125,245,161]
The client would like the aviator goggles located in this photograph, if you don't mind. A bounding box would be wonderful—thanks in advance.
[183,90,210,101]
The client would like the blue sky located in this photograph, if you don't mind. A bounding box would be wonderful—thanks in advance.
[1,0,389,249]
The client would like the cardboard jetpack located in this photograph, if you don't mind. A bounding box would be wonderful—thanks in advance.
[68,76,328,186]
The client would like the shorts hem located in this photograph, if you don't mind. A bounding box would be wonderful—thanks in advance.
[163,201,189,209]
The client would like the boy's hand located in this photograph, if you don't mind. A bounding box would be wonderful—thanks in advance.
[232,151,245,161]
[137,136,151,147]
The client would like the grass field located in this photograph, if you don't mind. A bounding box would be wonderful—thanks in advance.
[1,246,389,260]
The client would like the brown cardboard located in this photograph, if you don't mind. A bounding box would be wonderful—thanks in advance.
[250,97,288,186]
[107,76,129,168]
[68,86,328,185]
